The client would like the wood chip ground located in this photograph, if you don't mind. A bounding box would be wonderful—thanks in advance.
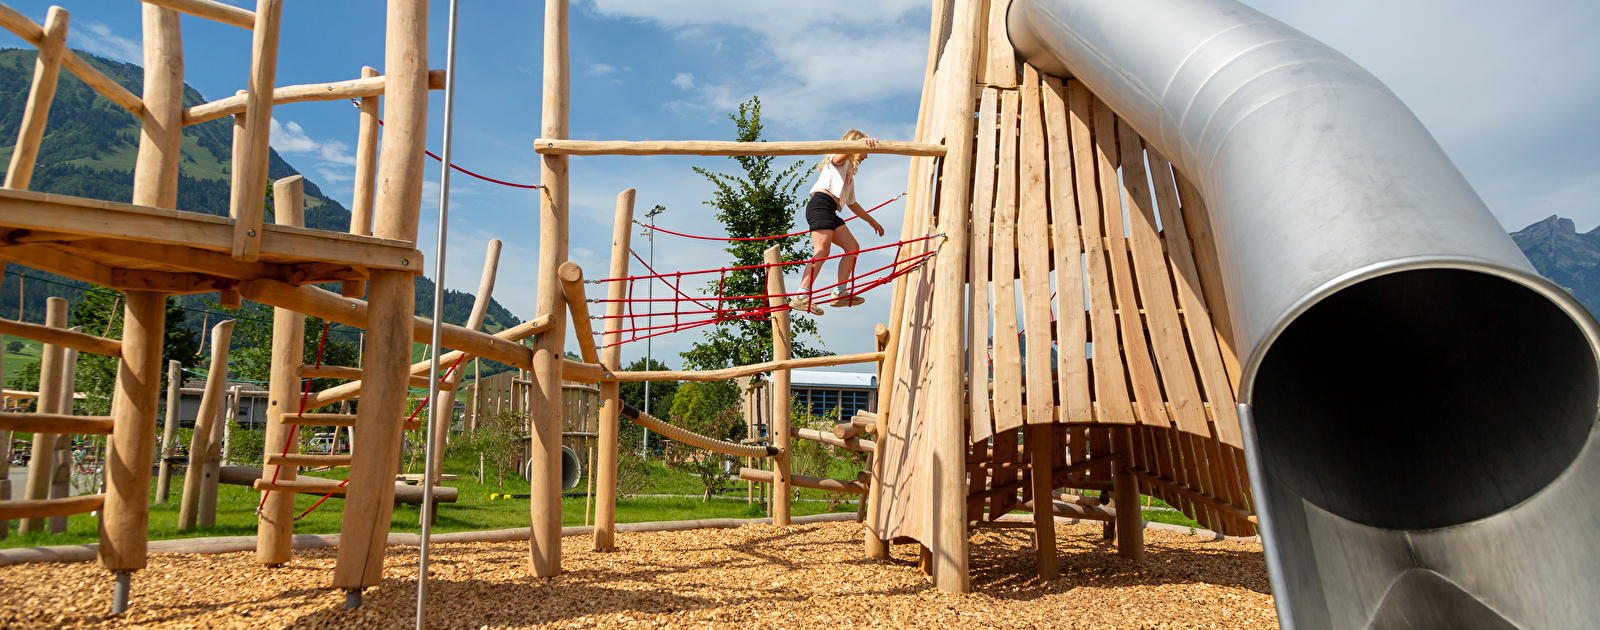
[0,521,1277,629]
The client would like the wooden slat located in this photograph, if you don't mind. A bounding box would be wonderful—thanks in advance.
[1017,67,1054,427]
[0,411,114,435]
[1063,81,1133,426]
[1125,465,1253,521]
[1173,172,1242,390]
[0,494,104,520]
[0,318,120,358]
[991,89,1024,434]
[983,0,1016,88]
[1041,77,1091,425]
[967,87,1000,443]
[265,453,352,467]
[533,138,945,157]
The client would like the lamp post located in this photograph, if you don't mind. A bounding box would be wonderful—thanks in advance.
[640,204,664,459]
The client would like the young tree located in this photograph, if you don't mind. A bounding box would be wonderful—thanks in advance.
[681,97,832,371]
[665,380,745,500]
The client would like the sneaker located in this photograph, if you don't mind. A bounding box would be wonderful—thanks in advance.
[789,296,824,315]
[830,291,866,308]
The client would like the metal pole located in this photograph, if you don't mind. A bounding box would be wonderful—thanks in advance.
[416,0,460,626]
[640,205,663,459]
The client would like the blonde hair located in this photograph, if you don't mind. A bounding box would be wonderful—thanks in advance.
[819,129,869,173]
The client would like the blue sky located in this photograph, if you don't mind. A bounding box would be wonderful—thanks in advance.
[4,0,1597,370]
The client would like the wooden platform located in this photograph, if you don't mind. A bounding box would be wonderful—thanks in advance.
[0,187,423,294]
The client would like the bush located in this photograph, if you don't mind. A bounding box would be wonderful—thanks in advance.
[4,340,23,353]
[790,403,865,511]
[664,381,744,500]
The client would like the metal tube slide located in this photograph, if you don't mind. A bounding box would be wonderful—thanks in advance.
[619,402,780,459]
[1009,1,1600,628]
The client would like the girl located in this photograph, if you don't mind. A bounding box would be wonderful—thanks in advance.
[791,130,885,315]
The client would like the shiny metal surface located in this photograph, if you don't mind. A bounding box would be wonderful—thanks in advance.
[1010,1,1600,627]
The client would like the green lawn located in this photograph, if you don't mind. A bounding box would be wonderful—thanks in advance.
[2,335,44,386]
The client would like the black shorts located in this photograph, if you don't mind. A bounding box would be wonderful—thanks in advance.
[805,192,846,231]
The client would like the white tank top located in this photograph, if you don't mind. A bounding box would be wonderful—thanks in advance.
[809,157,856,207]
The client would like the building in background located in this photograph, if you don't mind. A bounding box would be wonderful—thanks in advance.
[790,370,877,421]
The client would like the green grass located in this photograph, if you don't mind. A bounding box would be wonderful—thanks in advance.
[2,335,44,385]
[0,451,858,550]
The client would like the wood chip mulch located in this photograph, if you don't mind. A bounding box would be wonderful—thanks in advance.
[0,521,1276,629]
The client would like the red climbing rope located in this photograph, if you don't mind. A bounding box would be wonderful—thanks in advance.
[635,194,904,242]
[259,321,332,512]
[373,116,542,189]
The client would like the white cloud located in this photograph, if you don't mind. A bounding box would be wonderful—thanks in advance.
[69,21,142,65]
[271,118,359,185]
[671,72,695,90]
[590,63,615,75]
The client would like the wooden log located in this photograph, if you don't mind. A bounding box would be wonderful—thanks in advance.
[0,412,114,435]
[1111,427,1145,561]
[428,240,503,486]
[1026,423,1059,579]
[299,365,443,389]
[185,74,384,125]
[266,454,352,467]
[533,138,945,157]
[966,87,999,443]
[156,360,180,502]
[558,262,599,364]
[4,6,67,191]
[178,319,234,530]
[44,346,77,533]
[1041,76,1091,425]
[0,319,120,358]
[257,177,303,564]
[832,423,864,439]
[341,66,382,297]
[739,467,866,495]
[1017,498,1116,523]
[0,5,143,116]
[594,188,634,552]
[100,290,164,571]
[991,89,1023,435]
[132,4,183,212]
[790,426,874,453]
[1018,67,1055,428]
[299,315,546,410]
[763,245,793,526]
[140,0,254,29]
[228,0,281,261]
[0,494,105,520]
[19,297,66,535]
[611,352,882,382]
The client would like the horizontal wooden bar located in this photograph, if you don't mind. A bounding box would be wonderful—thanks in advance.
[0,412,114,435]
[223,466,453,503]
[281,413,359,426]
[562,359,610,384]
[298,364,449,390]
[1125,466,1254,522]
[739,467,867,495]
[140,0,254,29]
[612,352,883,382]
[1018,498,1116,523]
[299,314,551,409]
[0,494,105,520]
[968,453,1123,505]
[184,69,448,126]
[254,479,346,495]
[0,188,422,272]
[534,138,947,158]
[241,278,531,369]
[0,319,120,358]
[265,453,351,467]
[790,426,875,453]
[832,422,865,440]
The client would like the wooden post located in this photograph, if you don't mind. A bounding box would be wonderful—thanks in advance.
[99,290,165,572]
[469,357,481,433]
[19,297,66,535]
[342,65,382,298]
[926,0,984,593]
[178,319,235,530]
[4,6,68,190]
[132,3,183,210]
[1112,428,1145,561]
[201,385,236,526]
[527,0,570,578]
[47,343,79,534]
[427,240,503,488]
[1027,423,1059,578]
[763,245,793,526]
[593,188,634,551]
[229,0,282,261]
[257,176,304,564]
[155,360,181,502]
[334,0,428,592]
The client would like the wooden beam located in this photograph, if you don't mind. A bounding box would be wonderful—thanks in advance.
[265,454,352,467]
[534,138,946,157]
[739,467,866,495]
[611,352,882,382]
[0,188,423,272]
[228,0,282,261]
[177,319,234,530]
[257,176,302,565]
[100,290,164,571]
[4,7,68,191]
[0,411,113,435]
[0,494,105,520]
[763,245,793,527]
[558,262,599,364]
[299,365,445,390]
[594,188,634,552]
[59,238,281,280]
[343,65,382,297]
[1125,465,1253,521]
[790,426,874,453]
[0,318,120,358]
[140,0,254,29]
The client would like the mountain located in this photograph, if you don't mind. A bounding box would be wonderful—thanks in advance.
[0,48,523,340]
[1511,215,1600,315]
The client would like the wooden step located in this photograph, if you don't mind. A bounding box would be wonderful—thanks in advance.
[254,479,347,494]
[739,467,867,495]
[298,364,453,389]
[0,412,114,435]
[281,413,421,430]
[265,453,352,467]
[0,494,105,520]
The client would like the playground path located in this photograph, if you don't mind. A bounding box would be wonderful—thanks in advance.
[0,521,1276,628]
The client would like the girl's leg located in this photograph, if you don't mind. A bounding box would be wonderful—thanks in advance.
[831,224,861,292]
[801,228,835,297]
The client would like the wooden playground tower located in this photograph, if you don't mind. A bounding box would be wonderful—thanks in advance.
[0,0,1258,611]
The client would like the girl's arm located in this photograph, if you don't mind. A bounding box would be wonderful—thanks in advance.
[847,201,886,237]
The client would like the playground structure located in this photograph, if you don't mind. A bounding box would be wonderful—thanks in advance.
[0,0,1595,628]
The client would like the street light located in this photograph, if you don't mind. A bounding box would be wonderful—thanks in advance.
[640,204,664,459]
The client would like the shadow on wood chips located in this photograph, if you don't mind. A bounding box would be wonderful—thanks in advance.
[0,521,1277,629]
